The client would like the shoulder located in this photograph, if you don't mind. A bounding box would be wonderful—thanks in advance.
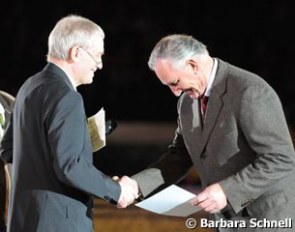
[218,59,275,94]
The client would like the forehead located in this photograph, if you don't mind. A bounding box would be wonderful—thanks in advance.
[154,59,179,84]
[91,33,104,53]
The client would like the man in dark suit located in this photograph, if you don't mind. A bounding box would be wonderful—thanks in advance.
[0,90,14,232]
[0,15,138,232]
[131,34,295,231]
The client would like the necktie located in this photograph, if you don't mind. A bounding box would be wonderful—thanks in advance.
[200,95,209,120]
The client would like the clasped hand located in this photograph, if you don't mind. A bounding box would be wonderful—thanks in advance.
[116,176,139,208]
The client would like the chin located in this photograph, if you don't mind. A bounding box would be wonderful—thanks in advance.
[85,77,94,84]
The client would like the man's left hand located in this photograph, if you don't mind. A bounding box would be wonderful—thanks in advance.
[190,183,227,213]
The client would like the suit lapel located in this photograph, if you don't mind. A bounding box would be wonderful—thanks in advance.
[178,94,203,154]
[201,91,223,149]
[200,59,227,153]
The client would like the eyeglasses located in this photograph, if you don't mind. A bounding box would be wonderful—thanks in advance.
[79,46,102,68]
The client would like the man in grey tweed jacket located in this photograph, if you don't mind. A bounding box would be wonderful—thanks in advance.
[132,34,295,232]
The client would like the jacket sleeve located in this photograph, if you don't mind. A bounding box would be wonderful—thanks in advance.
[132,124,193,198]
[46,91,121,203]
[219,84,295,214]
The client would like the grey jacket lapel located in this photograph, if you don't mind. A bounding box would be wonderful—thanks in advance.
[200,59,228,153]
[179,94,203,155]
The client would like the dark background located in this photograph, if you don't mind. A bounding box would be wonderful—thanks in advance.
[1,0,295,125]
[1,1,295,176]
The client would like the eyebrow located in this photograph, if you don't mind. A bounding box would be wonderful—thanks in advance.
[168,79,179,87]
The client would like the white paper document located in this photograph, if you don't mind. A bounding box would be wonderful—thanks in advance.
[87,108,106,152]
[135,185,201,217]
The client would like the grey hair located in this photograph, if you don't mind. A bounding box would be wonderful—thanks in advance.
[47,14,104,60]
[148,34,209,71]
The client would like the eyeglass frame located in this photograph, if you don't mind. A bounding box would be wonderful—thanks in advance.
[79,46,102,68]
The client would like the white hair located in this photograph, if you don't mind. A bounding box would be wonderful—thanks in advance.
[47,14,104,60]
[148,34,209,70]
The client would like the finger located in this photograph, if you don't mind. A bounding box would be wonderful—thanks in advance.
[190,193,208,205]
[190,196,199,205]
[200,199,216,210]
[117,201,127,209]
[204,204,220,213]
[118,198,134,209]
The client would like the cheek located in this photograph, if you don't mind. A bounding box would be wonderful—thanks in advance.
[190,79,202,90]
[200,76,207,88]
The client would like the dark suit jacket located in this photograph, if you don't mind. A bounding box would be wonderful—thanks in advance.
[133,59,295,232]
[0,63,121,232]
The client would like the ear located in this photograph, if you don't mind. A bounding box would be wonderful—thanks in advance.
[68,45,80,63]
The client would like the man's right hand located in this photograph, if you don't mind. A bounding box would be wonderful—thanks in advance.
[117,176,139,208]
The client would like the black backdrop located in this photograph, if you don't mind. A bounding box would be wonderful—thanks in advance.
[1,0,294,125]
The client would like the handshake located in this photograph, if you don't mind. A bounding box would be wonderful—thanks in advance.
[115,176,140,208]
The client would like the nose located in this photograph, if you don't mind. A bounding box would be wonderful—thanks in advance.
[97,62,103,70]
[170,86,182,97]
